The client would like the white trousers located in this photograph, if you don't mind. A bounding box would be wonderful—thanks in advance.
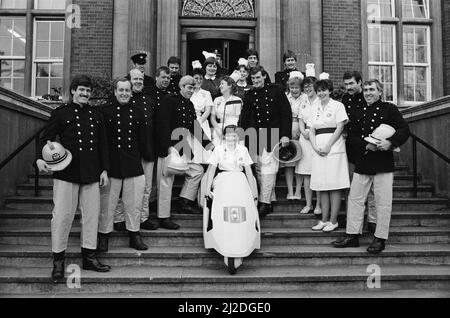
[51,180,100,253]
[255,152,279,204]
[99,175,145,234]
[156,157,204,219]
[114,161,154,224]
[346,173,394,240]
[349,163,376,223]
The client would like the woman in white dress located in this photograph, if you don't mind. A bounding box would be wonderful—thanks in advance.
[308,77,350,232]
[283,74,303,200]
[191,66,213,141]
[211,76,243,146]
[296,76,322,215]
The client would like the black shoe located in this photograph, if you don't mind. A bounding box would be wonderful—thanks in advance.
[81,248,111,272]
[159,218,180,230]
[367,237,386,254]
[258,203,273,218]
[367,222,377,234]
[51,251,65,283]
[113,221,127,232]
[129,231,148,251]
[97,233,110,253]
[179,198,201,214]
[141,219,159,231]
[333,235,360,248]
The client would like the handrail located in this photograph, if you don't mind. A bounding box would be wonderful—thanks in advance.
[0,127,45,197]
[410,133,450,198]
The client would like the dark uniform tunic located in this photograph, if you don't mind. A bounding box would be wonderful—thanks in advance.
[347,99,410,176]
[155,94,197,158]
[148,84,171,112]
[100,99,152,179]
[342,92,367,164]
[240,84,293,155]
[39,102,109,185]
[130,91,156,162]
[167,74,181,96]
[275,68,298,93]
[201,76,222,101]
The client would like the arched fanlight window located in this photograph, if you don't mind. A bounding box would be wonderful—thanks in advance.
[182,0,255,18]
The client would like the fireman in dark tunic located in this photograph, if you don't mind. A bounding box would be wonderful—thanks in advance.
[240,65,293,217]
[36,75,111,283]
[342,71,376,233]
[98,78,152,252]
[334,79,410,254]
[274,50,299,93]
[245,49,272,86]
[148,66,172,110]
[155,76,205,230]
[128,52,156,95]
[167,56,182,95]
[113,69,159,232]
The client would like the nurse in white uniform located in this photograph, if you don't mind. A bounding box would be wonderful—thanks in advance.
[191,62,213,141]
[308,74,350,232]
[211,76,243,146]
[296,75,322,215]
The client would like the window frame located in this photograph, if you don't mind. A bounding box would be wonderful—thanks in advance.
[361,0,443,108]
[0,0,70,98]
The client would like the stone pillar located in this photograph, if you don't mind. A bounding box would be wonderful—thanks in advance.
[157,0,180,68]
[257,0,281,79]
[112,0,129,78]
[128,0,157,76]
[281,0,322,74]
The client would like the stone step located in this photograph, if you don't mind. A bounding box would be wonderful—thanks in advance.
[27,171,422,187]
[0,226,449,246]
[4,196,448,212]
[1,264,449,295]
[1,244,450,268]
[16,184,435,198]
[1,210,449,228]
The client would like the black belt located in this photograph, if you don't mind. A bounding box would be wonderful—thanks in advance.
[316,128,336,136]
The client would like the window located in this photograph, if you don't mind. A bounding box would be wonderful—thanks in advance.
[364,0,436,106]
[0,0,66,98]
[0,0,27,9]
[33,20,64,97]
[368,24,396,102]
[0,17,26,94]
[35,0,66,10]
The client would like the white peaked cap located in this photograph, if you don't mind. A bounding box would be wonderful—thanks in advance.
[192,60,202,70]
[289,71,304,80]
[319,72,330,80]
[202,51,217,60]
[238,58,248,67]
[230,70,241,82]
[305,63,316,77]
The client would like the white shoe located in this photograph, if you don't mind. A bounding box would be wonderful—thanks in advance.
[300,206,313,214]
[323,222,339,232]
[312,221,329,231]
[314,207,322,215]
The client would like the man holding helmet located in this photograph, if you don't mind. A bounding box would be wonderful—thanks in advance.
[36,74,111,283]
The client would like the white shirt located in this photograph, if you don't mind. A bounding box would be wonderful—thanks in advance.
[286,93,305,119]
[208,144,253,172]
[308,98,348,130]
[213,95,242,126]
[191,89,213,118]
[298,95,320,127]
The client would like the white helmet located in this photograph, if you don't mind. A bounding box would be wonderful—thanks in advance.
[42,141,72,171]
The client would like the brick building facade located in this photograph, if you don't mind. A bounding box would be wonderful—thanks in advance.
[0,0,448,106]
